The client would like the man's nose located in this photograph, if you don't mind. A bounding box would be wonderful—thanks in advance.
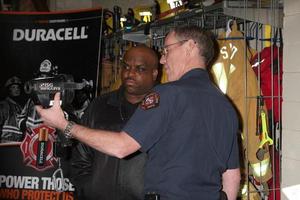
[126,67,137,77]
[160,55,166,64]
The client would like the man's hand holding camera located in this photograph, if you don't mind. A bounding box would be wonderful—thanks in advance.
[36,92,68,132]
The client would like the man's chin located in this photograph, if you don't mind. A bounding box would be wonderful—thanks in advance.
[125,87,138,94]
[125,88,148,96]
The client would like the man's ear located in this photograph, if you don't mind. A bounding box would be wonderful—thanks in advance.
[186,39,196,56]
[152,69,158,81]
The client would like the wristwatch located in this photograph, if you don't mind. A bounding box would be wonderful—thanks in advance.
[64,121,75,138]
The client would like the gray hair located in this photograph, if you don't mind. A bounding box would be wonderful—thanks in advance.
[171,25,216,65]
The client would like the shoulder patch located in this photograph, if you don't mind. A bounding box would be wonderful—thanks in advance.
[140,92,160,110]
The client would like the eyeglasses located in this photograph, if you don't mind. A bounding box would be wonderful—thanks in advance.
[160,40,188,56]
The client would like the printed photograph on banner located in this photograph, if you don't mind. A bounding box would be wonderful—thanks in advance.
[0,9,101,145]
[0,8,102,200]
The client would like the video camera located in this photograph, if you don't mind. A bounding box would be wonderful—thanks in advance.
[24,74,93,108]
[24,59,93,108]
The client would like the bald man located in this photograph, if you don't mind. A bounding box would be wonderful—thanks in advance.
[70,45,159,200]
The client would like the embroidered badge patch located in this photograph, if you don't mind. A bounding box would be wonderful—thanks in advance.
[140,92,160,110]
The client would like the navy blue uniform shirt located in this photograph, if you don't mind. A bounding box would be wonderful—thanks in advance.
[123,68,240,200]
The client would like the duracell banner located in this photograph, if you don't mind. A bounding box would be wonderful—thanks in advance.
[0,8,102,99]
[0,9,102,200]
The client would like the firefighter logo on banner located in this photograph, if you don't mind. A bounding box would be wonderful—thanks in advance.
[20,125,57,171]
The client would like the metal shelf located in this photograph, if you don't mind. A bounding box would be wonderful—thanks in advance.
[104,1,283,45]
[150,0,283,32]
[223,6,283,28]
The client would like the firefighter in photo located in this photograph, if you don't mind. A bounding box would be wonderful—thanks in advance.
[0,76,24,143]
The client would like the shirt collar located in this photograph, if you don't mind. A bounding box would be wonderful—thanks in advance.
[180,68,208,80]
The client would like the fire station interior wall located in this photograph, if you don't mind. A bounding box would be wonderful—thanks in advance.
[282,0,300,199]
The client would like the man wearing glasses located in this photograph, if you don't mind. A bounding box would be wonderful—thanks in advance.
[36,25,240,200]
